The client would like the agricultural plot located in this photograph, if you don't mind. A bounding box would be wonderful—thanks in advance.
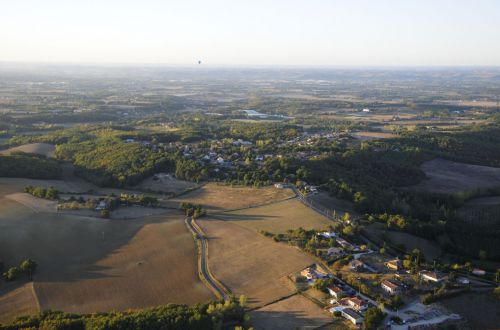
[0,185,212,321]
[413,158,500,194]
[440,292,500,330]
[250,294,332,330]
[0,283,39,325]
[197,218,314,307]
[132,173,197,195]
[0,143,55,158]
[172,183,294,211]
[211,199,333,234]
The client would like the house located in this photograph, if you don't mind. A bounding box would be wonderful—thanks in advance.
[95,200,108,211]
[385,259,403,271]
[420,270,448,283]
[318,231,337,239]
[326,247,343,258]
[274,183,284,189]
[349,259,365,272]
[216,157,225,165]
[327,285,345,300]
[300,267,318,281]
[472,268,486,276]
[381,279,402,295]
[341,308,364,325]
[337,238,355,250]
[339,297,367,312]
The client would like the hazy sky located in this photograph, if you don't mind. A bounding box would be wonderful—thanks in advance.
[1,0,500,66]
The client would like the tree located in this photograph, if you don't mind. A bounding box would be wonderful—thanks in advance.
[45,186,59,200]
[20,259,37,280]
[239,295,247,308]
[3,267,20,281]
[364,307,385,330]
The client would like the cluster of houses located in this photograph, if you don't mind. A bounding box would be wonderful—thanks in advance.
[327,283,370,326]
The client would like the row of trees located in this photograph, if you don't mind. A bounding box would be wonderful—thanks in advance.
[24,185,59,200]
[2,259,37,281]
[0,297,248,330]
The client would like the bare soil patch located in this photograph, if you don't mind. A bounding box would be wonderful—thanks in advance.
[197,218,314,307]
[413,158,500,194]
[0,143,55,158]
[172,183,294,211]
[250,294,332,330]
[212,199,333,234]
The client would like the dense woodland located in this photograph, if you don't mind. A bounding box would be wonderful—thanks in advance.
[0,153,61,179]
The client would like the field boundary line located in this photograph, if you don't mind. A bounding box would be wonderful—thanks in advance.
[185,217,231,299]
[30,282,42,314]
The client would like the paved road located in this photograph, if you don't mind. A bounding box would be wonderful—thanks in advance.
[186,216,229,300]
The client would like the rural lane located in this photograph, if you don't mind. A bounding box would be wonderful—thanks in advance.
[186,216,230,300]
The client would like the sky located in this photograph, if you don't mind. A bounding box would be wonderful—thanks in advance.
[1,0,500,66]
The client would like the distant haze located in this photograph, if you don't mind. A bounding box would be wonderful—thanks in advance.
[1,0,500,66]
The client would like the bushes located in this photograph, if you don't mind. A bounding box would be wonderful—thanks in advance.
[363,307,385,330]
[180,202,206,218]
[24,185,59,200]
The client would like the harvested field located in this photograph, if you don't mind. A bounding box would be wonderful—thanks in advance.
[197,218,314,307]
[440,292,500,330]
[212,199,333,234]
[308,191,357,218]
[250,294,332,330]
[0,283,39,324]
[172,183,294,211]
[352,131,397,140]
[413,158,500,194]
[132,173,197,195]
[0,143,55,158]
[0,184,212,320]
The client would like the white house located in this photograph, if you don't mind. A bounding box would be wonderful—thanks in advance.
[420,270,448,283]
[341,308,363,325]
[381,279,402,295]
[327,285,345,300]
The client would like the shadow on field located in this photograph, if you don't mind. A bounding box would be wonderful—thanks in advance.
[0,197,175,295]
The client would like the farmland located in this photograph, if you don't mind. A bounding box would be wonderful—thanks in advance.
[211,199,333,233]
[250,294,332,330]
[196,217,313,307]
[172,183,294,211]
[413,158,500,194]
[0,143,55,158]
[0,182,212,324]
